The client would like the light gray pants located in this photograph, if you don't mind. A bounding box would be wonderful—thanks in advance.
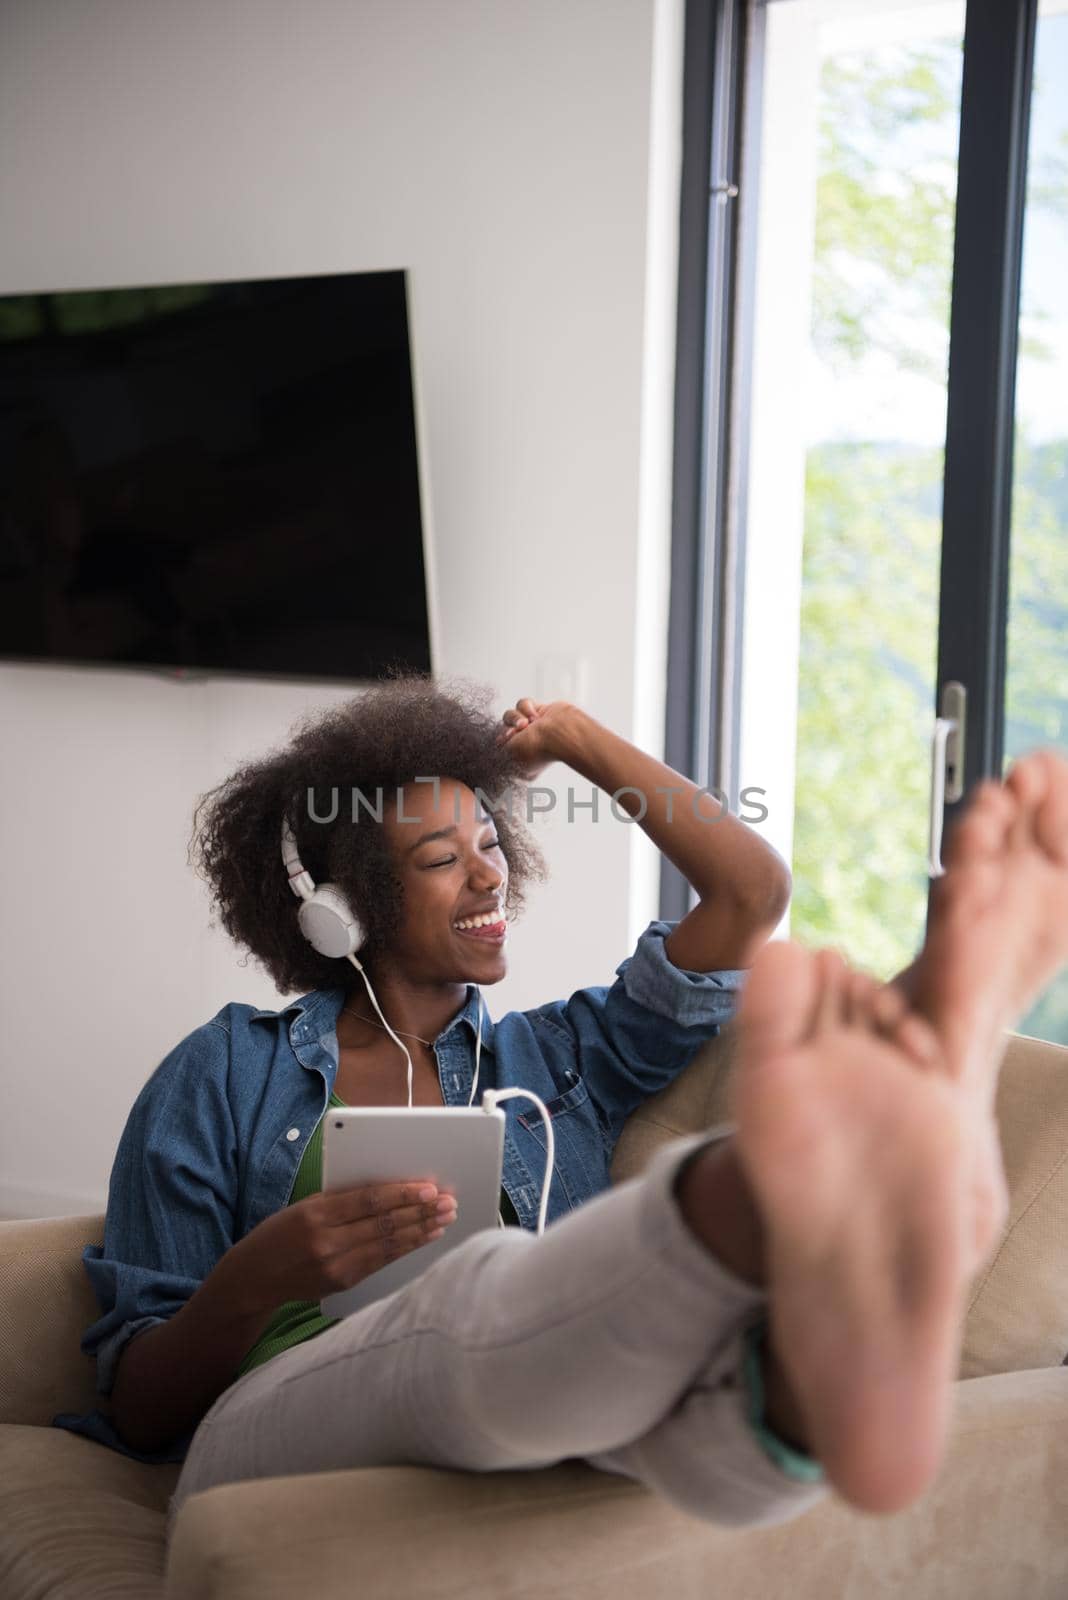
[167,1129,828,1540]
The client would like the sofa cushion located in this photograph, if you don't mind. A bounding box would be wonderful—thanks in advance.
[960,1031,1068,1377]
[0,1422,177,1600]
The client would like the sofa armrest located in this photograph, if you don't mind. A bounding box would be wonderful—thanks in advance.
[165,1367,1068,1600]
[0,1214,106,1425]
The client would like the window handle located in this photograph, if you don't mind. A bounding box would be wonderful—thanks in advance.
[928,682,966,877]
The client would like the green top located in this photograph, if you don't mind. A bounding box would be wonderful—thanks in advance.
[236,1090,518,1377]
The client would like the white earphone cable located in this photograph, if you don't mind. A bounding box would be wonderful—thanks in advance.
[344,958,487,1118]
[481,1088,554,1236]
[345,953,414,1109]
[468,991,485,1108]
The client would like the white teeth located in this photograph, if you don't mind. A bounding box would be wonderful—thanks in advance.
[454,911,503,930]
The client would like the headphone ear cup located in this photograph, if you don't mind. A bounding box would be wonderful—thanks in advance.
[296,883,367,959]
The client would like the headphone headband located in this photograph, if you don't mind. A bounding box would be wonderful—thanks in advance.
[280,815,365,959]
[281,817,316,902]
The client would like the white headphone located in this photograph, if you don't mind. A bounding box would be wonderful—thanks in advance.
[281,817,486,1109]
[281,816,368,959]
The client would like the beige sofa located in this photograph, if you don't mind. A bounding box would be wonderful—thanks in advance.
[2,1028,1067,1599]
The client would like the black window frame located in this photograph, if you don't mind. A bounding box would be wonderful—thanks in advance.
[937,0,1037,834]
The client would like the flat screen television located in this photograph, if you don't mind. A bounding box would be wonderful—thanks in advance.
[0,270,433,681]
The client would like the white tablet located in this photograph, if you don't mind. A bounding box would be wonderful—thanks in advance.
[320,1105,506,1319]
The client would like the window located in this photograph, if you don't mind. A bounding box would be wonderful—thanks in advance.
[670,0,1067,1042]
[737,0,965,979]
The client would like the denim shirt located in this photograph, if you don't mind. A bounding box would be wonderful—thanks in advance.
[52,920,744,1466]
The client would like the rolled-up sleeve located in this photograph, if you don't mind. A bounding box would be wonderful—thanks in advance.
[534,919,747,1148]
[620,918,747,1028]
[78,1020,239,1398]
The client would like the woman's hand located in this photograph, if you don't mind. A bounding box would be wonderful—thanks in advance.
[496,697,582,781]
[220,1180,459,1314]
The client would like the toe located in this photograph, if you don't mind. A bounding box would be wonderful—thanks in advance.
[893,1011,943,1070]
[845,969,879,1028]
[1032,750,1068,866]
[737,940,822,1055]
[814,948,851,1033]
[872,982,909,1032]
[944,780,1015,870]
[1005,754,1049,849]
[1005,751,1048,802]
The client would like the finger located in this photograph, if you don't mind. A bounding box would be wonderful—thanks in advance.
[361,1197,457,1237]
[341,1205,457,1269]
[350,1213,456,1273]
[328,1181,439,1223]
[355,1229,431,1273]
[352,1196,457,1245]
[516,697,539,718]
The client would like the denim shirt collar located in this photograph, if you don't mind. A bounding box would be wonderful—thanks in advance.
[247,982,495,1058]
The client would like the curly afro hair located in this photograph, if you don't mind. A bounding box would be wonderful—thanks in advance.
[190,671,547,995]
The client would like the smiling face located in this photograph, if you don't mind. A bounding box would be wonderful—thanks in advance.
[379,777,510,984]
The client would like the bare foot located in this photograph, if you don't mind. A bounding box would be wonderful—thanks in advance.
[913,749,1068,1095]
[906,750,1068,1265]
[677,751,1068,1513]
[727,941,972,1514]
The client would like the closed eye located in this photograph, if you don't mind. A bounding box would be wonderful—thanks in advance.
[426,837,501,869]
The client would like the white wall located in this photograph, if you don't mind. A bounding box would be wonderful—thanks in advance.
[0,0,684,1215]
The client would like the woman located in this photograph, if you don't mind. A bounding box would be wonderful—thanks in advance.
[53,673,831,1536]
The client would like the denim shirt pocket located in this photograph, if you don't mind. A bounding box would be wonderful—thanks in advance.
[517,1071,590,1130]
[517,1072,606,1210]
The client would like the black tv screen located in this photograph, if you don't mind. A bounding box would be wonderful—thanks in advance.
[0,270,432,681]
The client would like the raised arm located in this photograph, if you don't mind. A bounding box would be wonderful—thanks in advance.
[497,698,791,971]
